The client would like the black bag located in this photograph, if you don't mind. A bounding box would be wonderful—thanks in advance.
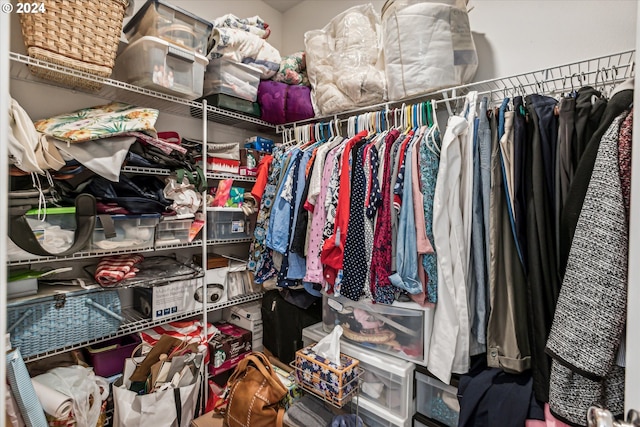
[85,175,172,214]
[261,289,322,364]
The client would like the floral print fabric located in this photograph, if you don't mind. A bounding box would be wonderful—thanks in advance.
[35,102,158,143]
[211,14,270,39]
[273,52,310,86]
[249,147,285,283]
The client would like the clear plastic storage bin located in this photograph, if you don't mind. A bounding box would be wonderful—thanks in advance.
[302,322,415,420]
[415,370,460,427]
[155,217,194,246]
[203,59,262,102]
[322,294,426,363]
[91,214,160,251]
[115,35,208,100]
[24,207,78,253]
[123,0,213,54]
[206,207,249,240]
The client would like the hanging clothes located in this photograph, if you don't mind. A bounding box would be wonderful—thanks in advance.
[428,91,476,383]
[559,87,634,277]
[486,105,531,374]
[303,142,343,284]
[249,147,285,283]
[419,126,441,304]
[523,94,560,403]
[546,111,630,425]
[469,97,491,350]
[370,129,401,304]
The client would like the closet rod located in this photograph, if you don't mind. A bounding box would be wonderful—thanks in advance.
[275,49,635,133]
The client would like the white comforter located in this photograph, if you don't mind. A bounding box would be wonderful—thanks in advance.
[305,4,387,116]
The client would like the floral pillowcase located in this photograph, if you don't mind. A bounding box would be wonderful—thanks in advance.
[35,102,159,143]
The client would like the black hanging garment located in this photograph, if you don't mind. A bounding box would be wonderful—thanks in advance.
[260,289,322,364]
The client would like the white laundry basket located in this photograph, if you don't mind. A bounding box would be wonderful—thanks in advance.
[382,0,478,101]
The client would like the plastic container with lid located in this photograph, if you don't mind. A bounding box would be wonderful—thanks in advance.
[123,0,213,54]
[203,58,262,102]
[91,214,160,251]
[115,35,208,100]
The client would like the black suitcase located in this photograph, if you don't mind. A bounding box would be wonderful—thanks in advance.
[261,289,322,364]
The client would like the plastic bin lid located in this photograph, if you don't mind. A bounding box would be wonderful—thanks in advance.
[123,0,213,34]
[121,35,209,63]
[26,206,75,215]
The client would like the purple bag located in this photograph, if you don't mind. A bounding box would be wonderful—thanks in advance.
[258,80,314,125]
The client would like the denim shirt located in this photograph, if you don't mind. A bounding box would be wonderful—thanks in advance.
[286,149,314,279]
[389,137,422,294]
[266,148,302,253]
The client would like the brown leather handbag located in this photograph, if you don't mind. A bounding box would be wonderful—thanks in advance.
[224,352,288,427]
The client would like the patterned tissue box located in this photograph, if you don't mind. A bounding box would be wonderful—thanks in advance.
[293,345,360,406]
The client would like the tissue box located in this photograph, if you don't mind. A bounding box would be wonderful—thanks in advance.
[293,344,359,407]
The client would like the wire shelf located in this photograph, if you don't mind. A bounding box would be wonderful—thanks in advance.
[275,49,636,131]
[207,237,253,245]
[206,172,257,183]
[7,241,204,267]
[9,52,276,132]
[122,166,173,176]
[21,292,264,363]
[206,291,264,312]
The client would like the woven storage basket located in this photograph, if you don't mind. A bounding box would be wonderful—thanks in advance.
[7,290,123,358]
[19,0,129,91]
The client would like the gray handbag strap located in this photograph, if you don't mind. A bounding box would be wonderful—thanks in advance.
[8,193,97,257]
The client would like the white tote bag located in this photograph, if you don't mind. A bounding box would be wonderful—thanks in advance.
[112,356,202,427]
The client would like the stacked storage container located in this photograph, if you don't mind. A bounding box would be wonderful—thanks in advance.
[116,0,212,100]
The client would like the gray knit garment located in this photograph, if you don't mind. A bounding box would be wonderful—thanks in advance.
[546,112,629,426]
[546,112,628,379]
[549,361,625,425]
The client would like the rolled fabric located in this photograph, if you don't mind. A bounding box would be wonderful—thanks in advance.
[31,380,73,420]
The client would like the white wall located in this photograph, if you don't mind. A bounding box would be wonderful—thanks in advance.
[282,0,637,81]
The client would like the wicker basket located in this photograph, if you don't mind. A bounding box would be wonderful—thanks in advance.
[19,0,129,91]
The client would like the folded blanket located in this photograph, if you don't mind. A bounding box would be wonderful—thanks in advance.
[272,52,309,86]
[211,13,270,39]
[95,254,144,286]
[208,28,281,79]
[35,102,159,143]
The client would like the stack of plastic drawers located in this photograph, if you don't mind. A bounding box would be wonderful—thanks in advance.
[413,365,460,427]
[302,323,415,427]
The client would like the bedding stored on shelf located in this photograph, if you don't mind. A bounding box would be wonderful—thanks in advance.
[257,80,314,125]
[304,3,386,116]
[382,0,478,101]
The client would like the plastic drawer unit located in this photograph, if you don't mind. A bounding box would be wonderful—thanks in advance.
[115,36,208,100]
[92,214,160,251]
[322,293,430,363]
[415,369,460,427]
[123,0,213,54]
[355,394,412,427]
[203,59,262,102]
[302,322,415,421]
[206,207,250,240]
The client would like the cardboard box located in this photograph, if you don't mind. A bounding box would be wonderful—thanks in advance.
[191,411,224,427]
[133,278,199,320]
[209,322,252,376]
[239,148,262,168]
